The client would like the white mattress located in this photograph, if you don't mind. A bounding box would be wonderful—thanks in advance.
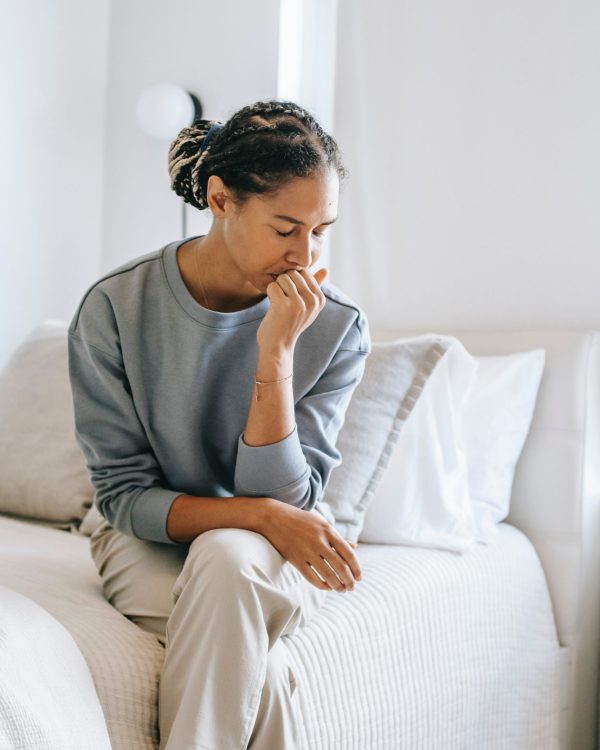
[0,515,566,749]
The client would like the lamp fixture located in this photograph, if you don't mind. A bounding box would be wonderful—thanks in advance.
[136,83,202,140]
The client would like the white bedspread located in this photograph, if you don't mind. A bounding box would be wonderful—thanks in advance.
[0,583,111,750]
[286,522,567,750]
[0,515,164,750]
[0,515,566,749]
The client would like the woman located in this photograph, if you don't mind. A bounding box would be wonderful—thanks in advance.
[67,99,370,749]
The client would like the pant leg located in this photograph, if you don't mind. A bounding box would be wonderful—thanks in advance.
[89,506,332,749]
[89,516,188,647]
[158,520,331,750]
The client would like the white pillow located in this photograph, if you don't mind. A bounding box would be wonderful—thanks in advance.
[359,340,545,549]
[357,336,479,552]
[323,334,456,543]
[462,350,545,543]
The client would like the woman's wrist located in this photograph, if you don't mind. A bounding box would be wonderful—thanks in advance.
[255,343,295,381]
[243,343,296,446]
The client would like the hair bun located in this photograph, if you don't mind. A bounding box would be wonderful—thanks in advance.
[167,121,218,210]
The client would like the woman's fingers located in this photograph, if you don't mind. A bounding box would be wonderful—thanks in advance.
[265,280,290,308]
[275,274,301,297]
[313,555,348,592]
[330,540,362,581]
[283,270,311,298]
[320,552,354,591]
[284,269,326,306]
[296,269,327,304]
[302,561,333,591]
[309,538,362,593]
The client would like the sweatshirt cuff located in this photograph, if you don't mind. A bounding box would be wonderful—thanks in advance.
[235,424,309,494]
[130,486,185,545]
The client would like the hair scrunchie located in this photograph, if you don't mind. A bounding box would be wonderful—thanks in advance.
[200,122,224,153]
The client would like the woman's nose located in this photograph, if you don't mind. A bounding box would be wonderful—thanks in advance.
[286,237,318,269]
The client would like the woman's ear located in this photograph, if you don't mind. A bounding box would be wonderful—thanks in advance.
[206,175,233,218]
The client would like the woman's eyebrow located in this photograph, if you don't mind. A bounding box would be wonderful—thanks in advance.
[274,214,338,226]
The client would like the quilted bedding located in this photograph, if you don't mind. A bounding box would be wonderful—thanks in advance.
[0,515,566,750]
[289,522,566,750]
[0,515,163,749]
[0,584,111,749]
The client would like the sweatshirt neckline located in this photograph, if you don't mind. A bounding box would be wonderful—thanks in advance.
[162,236,270,328]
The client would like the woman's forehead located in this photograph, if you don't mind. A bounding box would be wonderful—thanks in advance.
[262,172,339,213]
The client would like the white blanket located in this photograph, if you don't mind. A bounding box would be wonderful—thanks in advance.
[0,583,111,750]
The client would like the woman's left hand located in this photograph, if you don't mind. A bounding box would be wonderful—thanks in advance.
[256,267,328,353]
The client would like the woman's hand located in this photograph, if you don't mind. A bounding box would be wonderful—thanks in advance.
[262,500,362,593]
[256,267,328,353]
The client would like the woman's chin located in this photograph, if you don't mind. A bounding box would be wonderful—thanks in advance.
[261,273,278,288]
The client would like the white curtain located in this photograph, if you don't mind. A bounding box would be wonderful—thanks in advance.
[330,0,600,333]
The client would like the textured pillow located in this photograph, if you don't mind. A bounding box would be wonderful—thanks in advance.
[0,321,94,526]
[462,350,545,543]
[358,337,479,551]
[322,335,456,543]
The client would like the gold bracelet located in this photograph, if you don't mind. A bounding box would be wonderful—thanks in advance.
[254,372,293,402]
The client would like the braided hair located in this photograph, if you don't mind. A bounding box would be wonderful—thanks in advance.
[167,99,347,212]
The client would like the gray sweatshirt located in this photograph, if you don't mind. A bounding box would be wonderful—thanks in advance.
[67,237,370,545]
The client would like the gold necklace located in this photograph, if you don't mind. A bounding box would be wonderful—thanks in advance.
[193,241,211,310]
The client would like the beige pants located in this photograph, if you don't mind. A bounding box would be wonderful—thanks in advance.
[89,505,333,750]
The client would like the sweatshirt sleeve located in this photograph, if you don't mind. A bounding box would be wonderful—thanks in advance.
[233,311,371,511]
[67,331,183,545]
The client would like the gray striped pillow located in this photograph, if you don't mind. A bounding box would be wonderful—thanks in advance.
[323,335,452,542]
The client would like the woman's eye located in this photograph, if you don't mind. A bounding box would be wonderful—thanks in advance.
[275,229,326,238]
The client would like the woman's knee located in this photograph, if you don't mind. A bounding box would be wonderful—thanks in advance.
[187,527,283,573]
[170,527,288,604]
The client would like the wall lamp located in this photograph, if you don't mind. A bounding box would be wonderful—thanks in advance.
[136,84,204,237]
[136,83,202,141]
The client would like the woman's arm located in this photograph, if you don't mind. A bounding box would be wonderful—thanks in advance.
[229,269,367,591]
[165,494,275,543]
[242,345,295,447]
[233,268,370,512]
[242,267,324,448]
[165,491,361,593]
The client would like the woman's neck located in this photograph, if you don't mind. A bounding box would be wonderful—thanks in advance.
[177,235,266,313]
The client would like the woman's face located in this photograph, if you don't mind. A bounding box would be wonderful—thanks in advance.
[209,168,339,294]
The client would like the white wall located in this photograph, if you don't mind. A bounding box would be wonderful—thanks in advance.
[5,0,597,373]
[331,0,600,332]
[101,0,281,273]
[0,0,110,370]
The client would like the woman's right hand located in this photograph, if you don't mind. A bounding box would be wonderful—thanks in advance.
[256,267,328,353]
[261,500,362,592]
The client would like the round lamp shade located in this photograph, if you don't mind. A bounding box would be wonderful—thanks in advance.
[136,83,197,140]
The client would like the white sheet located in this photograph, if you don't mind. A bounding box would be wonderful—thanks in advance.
[0,583,111,750]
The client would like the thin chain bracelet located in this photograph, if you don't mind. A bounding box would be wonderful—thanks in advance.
[254,372,293,402]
